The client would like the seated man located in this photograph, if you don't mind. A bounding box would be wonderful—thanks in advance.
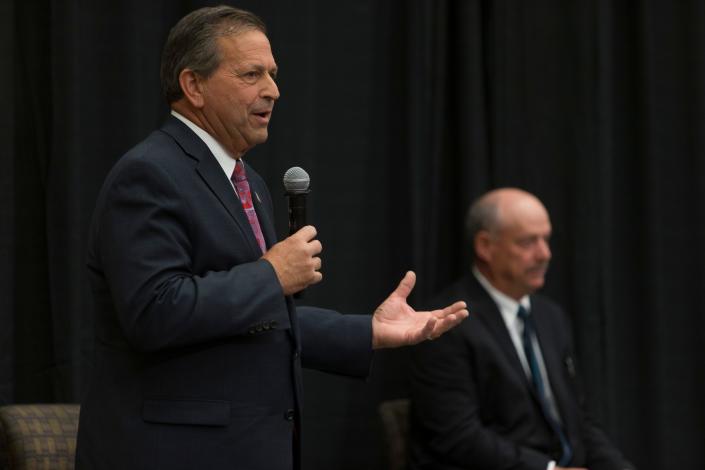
[409,188,634,470]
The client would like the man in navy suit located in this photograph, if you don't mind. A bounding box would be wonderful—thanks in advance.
[75,6,467,470]
[409,188,633,470]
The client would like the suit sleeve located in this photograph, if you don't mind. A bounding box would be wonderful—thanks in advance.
[410,326,552,470]
[298,307,373,378]
[580,413,635,470]
[93,157,290,352]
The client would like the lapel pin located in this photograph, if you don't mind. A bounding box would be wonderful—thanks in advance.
[564,356,576,378]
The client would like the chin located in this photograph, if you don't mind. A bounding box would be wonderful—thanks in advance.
[526,277,545,291]
[252,130,269,144]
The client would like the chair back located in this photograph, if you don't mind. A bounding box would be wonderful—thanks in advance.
[0,404,80,470]
[378,398,411,470]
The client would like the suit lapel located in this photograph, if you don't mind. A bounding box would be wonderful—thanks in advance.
[467,277,530,387]
[531,304,572,421]
[160,116,263,258]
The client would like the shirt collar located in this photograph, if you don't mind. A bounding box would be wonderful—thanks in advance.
[472,266,531,319]
[171,110,240,179]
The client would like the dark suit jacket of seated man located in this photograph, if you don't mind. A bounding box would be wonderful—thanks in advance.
[409,188,634,470]
[74,6,468,470]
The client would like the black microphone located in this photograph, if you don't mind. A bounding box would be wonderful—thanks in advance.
[283,167,310,235]
[283,167,311,299]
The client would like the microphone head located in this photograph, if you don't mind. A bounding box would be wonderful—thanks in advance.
[283,166,310,194]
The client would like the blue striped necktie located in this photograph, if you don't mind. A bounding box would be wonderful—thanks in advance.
[517,305,573,466]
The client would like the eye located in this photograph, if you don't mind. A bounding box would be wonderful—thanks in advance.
[516,237,535,248]
[238,70,262,84]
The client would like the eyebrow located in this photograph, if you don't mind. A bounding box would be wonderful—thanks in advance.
[240,63,278,75]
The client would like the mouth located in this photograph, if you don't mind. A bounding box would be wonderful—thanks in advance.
[528,264,549,276]
[252,109,273,125]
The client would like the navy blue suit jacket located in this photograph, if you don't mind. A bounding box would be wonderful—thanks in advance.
[409,274,632,470]
[75,116,373,470]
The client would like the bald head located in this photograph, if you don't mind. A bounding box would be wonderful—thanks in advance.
[468,188,549,237]
[467,188,552,299]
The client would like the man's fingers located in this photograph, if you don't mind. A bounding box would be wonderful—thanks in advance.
[424,313,463,341]
[436,313,462,332]
[419,316,437,341]
[308,239,323,255]
[263,225,324,295]
[293,225,317,241]
[438,301,467,318]
[422,304,468,343]
[393,271,416,300]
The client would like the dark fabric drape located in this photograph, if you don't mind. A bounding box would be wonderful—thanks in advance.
[1,0,16,406]
[3,0,704,468]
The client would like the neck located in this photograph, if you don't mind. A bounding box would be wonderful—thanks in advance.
[474,264,524,301]
[171,103,247,159]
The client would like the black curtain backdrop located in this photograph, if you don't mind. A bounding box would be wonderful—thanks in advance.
[4,0,704,468]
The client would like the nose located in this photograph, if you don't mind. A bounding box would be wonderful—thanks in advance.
[537,238,551,261]
[262,72,280,101]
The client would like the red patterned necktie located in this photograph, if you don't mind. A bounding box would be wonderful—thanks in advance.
[231,159,267,254]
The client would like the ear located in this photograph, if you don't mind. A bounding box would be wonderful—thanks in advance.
[178,68,205,108]
[474,230,493,263]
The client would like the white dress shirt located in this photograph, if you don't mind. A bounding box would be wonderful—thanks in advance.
[472,266,561,470]
[171,110,238,185]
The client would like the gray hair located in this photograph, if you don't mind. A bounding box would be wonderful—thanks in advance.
[160,5,267,104]
[465,194,501,254]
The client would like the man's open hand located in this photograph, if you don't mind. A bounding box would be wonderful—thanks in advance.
[371,271,469,349]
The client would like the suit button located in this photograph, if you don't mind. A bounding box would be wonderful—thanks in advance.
[293,350,300,360]
[248,328,255,335]
[284,409,295,421]
[256,325,263,332]
[270,320,278,329]
[263,322,271,330]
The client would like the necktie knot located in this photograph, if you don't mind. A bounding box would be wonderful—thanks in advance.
[517,305,529,321]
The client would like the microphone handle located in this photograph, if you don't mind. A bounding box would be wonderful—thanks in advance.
[287,192,308,299]
[287,193,307,235]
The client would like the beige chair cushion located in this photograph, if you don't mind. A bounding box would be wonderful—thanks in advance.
[378,398,411,470]
[0,404,80,470]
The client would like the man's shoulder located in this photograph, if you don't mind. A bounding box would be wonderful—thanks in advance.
[125,124,186,162]
[429,275,493,336]
[431,274,479,305]
[432,276,569,327]
[529,293,573,335]
[530,292,565,315]
[109,124,191,176]
[90,128,195,217]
